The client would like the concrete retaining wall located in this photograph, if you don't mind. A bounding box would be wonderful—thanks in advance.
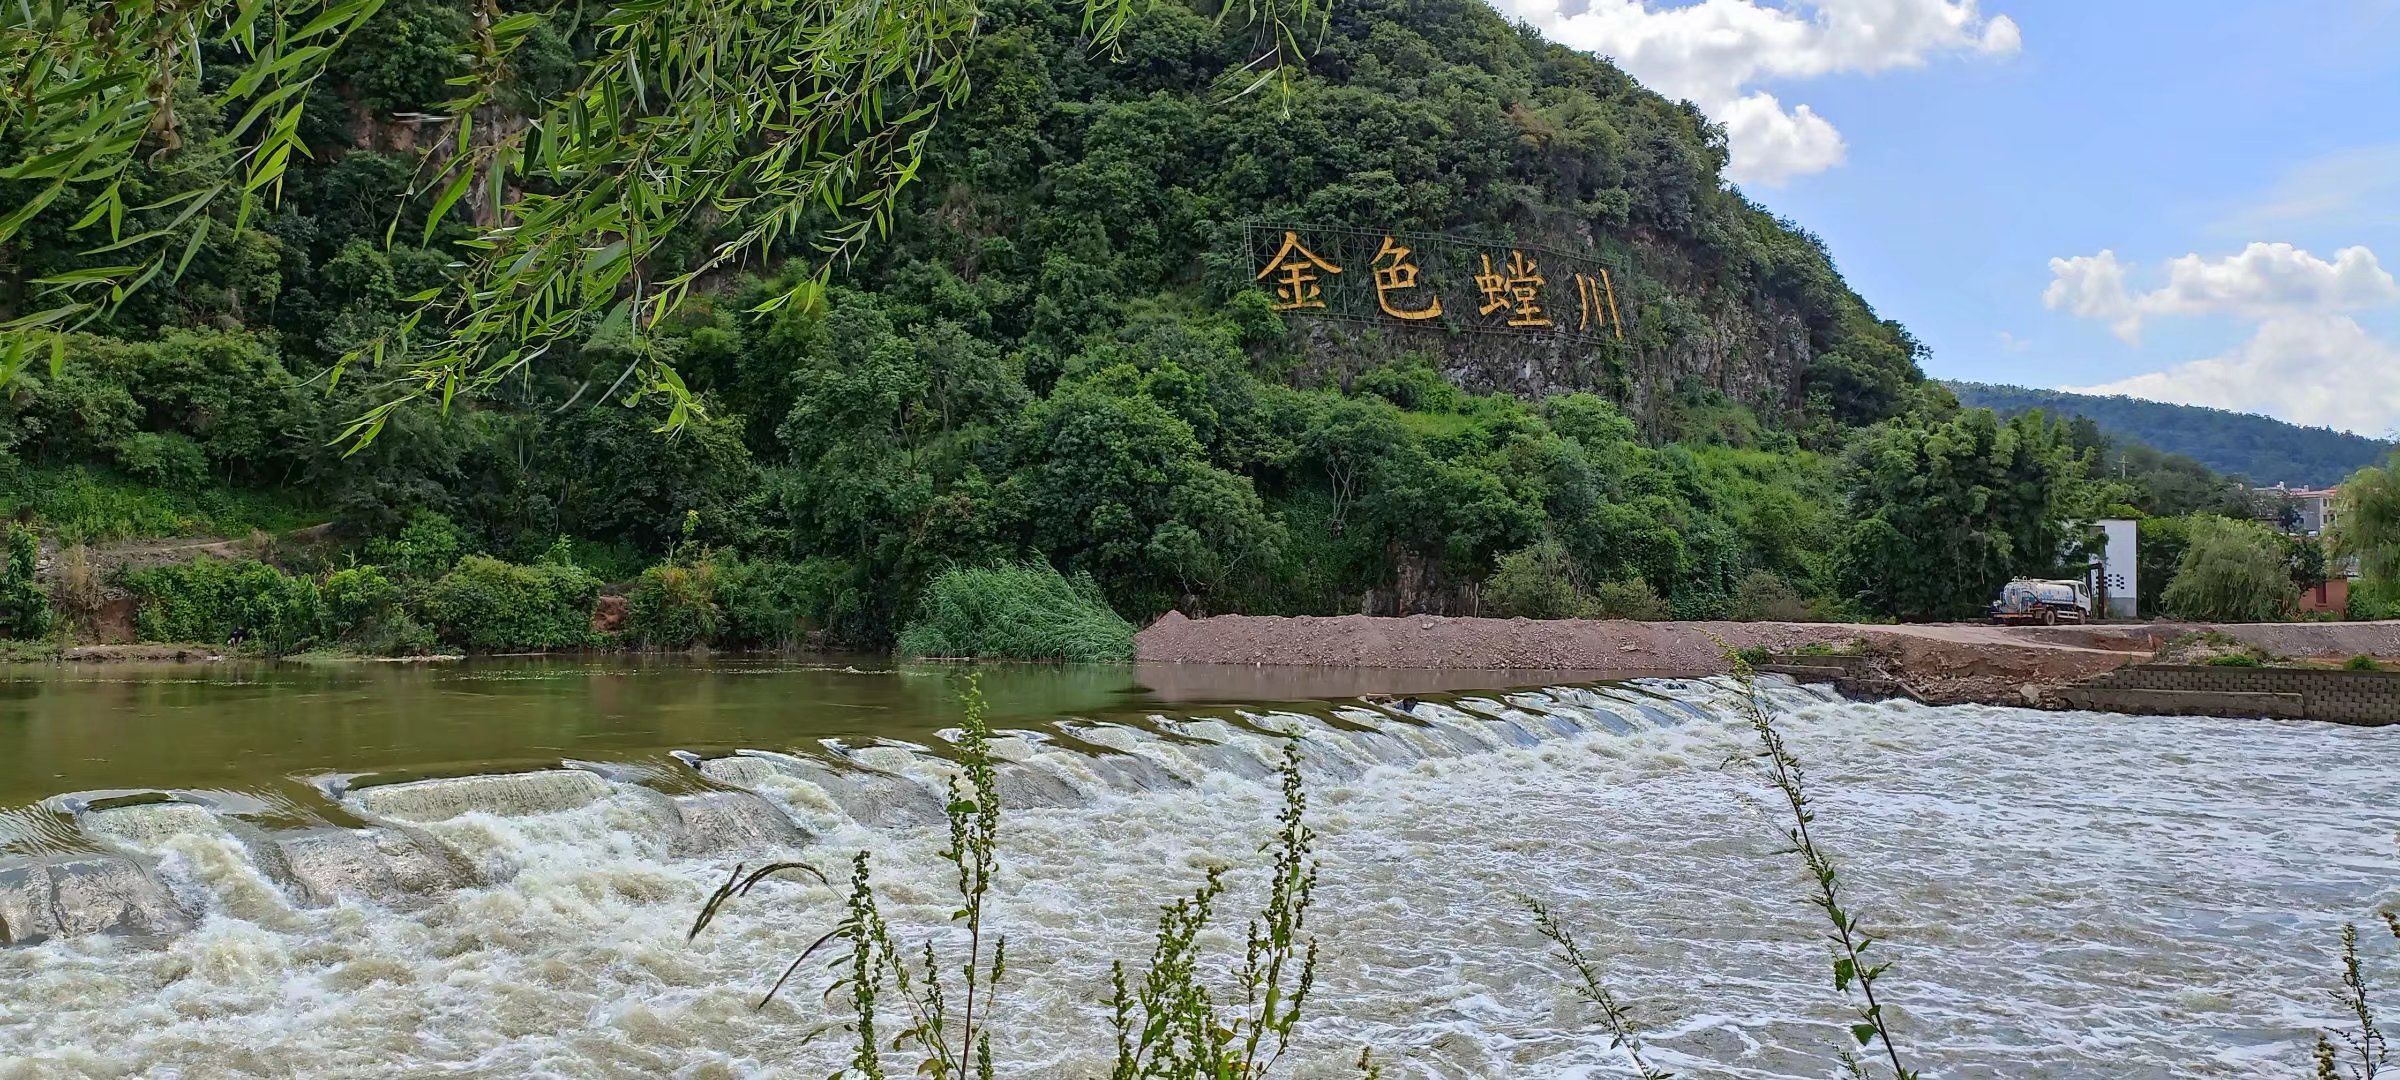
[2058,664,2400,725]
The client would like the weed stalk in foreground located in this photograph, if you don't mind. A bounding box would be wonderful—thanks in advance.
[2316,914,2394,1080]
[1521,895,1671,1080]
[1724,653,1919,1080]
[693,677,1350,1079]
[1108,738,1324,1079]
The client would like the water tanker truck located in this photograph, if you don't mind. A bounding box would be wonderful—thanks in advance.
[1989,578,2093,625]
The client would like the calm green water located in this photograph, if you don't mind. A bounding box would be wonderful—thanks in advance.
[0,656,1647,816]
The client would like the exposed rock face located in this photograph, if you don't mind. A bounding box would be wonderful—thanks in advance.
[1287,237,1815,427]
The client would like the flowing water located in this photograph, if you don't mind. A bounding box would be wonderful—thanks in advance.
[0,658,2393,1078]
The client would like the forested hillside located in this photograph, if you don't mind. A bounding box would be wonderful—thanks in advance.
[0,0,2181,652]
[1947,382,2394,488]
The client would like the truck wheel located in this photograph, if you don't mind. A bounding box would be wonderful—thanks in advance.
[2039,608,2057,626]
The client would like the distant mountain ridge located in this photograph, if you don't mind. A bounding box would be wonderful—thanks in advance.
[1944,382,2394,488]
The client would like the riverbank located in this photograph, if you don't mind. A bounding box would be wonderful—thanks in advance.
[1134,612,2400,706]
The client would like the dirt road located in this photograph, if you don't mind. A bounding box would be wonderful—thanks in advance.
[1133,613,2400,706]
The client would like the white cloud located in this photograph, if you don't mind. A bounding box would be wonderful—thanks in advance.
[1487,0,2021,185]
[2044,243,2400,344]
[1994,330,2030,352]
[2066,315,2400,437]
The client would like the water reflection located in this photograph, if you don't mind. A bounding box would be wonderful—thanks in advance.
[0,656,1625,811]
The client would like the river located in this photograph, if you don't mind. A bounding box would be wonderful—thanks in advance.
[0,658,2393,1077]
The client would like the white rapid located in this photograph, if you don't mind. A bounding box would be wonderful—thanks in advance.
[0,677,2395,1078]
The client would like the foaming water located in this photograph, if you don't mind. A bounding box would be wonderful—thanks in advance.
[0,677,2394,1078]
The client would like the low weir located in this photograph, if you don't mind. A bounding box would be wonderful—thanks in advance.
[4,671,2393,1077]
[0,676,1817,947]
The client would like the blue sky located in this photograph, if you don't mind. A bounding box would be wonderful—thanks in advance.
[1492,0,2400,436]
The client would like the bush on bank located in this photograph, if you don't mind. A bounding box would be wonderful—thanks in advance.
[0,524,54,640]
[896,562,1136,662]
[421,555,601,652]
[127,557,326,655]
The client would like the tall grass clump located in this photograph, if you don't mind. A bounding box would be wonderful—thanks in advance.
[897,562,1135,662]
[690,677,1344,1078]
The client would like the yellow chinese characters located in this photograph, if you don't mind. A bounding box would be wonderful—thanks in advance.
[1255,231,1342,310]
[1474,249,1550,328]
[1370,236,1442,320]
[1572,269,1625,341]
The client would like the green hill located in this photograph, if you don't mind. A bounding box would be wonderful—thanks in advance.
[1,0,2117,648]
[1945,382,2393,488]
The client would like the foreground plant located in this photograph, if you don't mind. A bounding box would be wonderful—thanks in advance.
[1522,896,1670,1080]
[2,0,1329,443]
[1723,656,1919,1080]
[2314,856,2397,1080]
[1109,740,1320,1078]
[690,677,1339,1078]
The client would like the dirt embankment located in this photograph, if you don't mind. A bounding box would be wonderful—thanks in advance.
[1133,613,2400,707]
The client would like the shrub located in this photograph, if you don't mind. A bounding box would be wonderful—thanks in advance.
[323,565,437,654]
[126,557,324,655]
[896,562,1135,662]
[1729,570,1811,622]
[366,510,469,579]
[1484,539,1596,619]
[322,565,399,625]
[2343,654,2383,672]
[1589,578,1670,621]
[0,525,55,640]
[2161,517,2299,622]
[113,432,210,490]
[2205,653,2264,667]
[421,555,599,651]
[626,561,725,647]
[717,558,843,648]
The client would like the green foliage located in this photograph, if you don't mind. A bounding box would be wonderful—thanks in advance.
[1109,740,1320,1079]
[2136,516,2192,618]
[717,558,845,648]
[113,432,208,491]
[896,562,1136,662]
[364,510,468,579]
[322,565,398,625]
[1839,408,2077,621]
[0,525,54,640]
[1729,570,1811,622]
[0,464,315,543]
[420,555,599,651]
[2343,654,2383,672]
[322,563,435,654]
[1483,539,1597,619]
[1,0,2001,641]
[126,557,325,655]
[2161,517,2298,623]
[1004,374,1282,614]
[2332,453,2400,594]
[626,562,726,648]
[1590,579,1671,621]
